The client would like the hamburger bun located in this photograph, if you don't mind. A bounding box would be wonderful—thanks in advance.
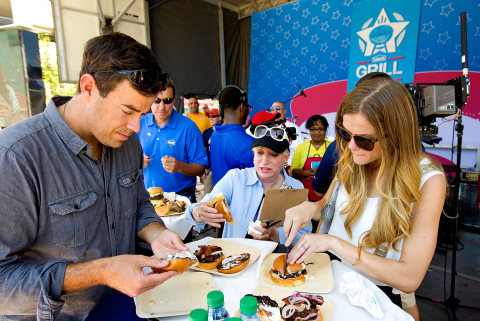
[147,187,163,195]
[209,193,235,225]
[216,253,250,274]
[269,254,307,287]
[151,251,198,273]
[155,203,171,216]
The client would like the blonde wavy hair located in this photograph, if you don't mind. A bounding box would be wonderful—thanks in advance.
[335,78,443,251]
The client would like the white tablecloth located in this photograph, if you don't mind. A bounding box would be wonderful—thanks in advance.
[141,237,413,321]
[161,214,194,240]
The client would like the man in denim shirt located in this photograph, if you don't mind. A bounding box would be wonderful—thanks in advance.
[0,33,189,320]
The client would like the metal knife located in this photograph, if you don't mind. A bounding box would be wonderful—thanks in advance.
[284,245,289,275]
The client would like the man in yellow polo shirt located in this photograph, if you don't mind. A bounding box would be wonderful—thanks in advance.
[186,96,211,133]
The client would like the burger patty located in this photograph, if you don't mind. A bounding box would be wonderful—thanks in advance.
[194,245,223,263]
[246,295,279,308]
[170,202,185,213]
[150,194,164,200]
[272,268,307,279]
[281,305,319,321]
[198,253,222,263]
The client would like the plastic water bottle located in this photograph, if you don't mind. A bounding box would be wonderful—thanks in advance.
[207,290,230,321]
[239,296,261,321]
[227,318,242,321]
[189,309,208,321]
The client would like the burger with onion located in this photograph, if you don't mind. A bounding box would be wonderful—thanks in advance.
[280,293,323,321]
[194,245,225,269]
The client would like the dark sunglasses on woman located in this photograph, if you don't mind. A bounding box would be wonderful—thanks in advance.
[92,70,169,91]
[335,125,384,152]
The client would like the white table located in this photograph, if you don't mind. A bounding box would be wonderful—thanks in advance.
[161,214,194,240]
[144,237,414,321]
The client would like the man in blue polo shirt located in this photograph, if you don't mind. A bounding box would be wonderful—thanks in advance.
[139,80,208,202]
[210,86,253,185]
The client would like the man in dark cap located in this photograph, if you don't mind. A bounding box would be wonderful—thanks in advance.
[210,86,253,186]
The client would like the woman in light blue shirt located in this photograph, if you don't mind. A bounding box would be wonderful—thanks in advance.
[185,127,312,246]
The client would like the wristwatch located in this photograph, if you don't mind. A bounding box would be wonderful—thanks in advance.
[196,203,203,221]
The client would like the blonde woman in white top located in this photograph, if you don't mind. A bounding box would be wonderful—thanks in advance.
[283,78,446,319]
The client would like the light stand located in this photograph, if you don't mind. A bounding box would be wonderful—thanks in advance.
[416,11,480,321]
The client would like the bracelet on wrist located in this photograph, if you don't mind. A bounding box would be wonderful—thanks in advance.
[196,203,203,222]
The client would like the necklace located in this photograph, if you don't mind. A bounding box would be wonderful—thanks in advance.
[62,102,68,119]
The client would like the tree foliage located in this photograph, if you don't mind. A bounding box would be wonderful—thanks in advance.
[39,34,76,103]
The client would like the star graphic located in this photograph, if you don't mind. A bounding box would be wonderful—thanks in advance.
[320,42,329,52]
[342,38,350,48]
[322,2,330,13]
[475,27,480,37]
[267,52,274,60]
[309,75,317,84]
[259,63,265,71]
[284,50,291,58]
[302,27,310,36]
[253,38,259,46]
[260,45,266,53]
[344,0,353,6]
[268,18,275,27]
[260,11,266,20]
[276,26,283,33]
[340,60,349,70]
[284,31,291,40]
[252,55,258,63]
[293,21,301,29]
[321,21,329,32]
[275,60,282,68]
[284,14,291,23]
[282,87,289,95]
[451,44,464,57]
[258,98,263,105]
[330,51,339,61]
[258,80,265,88]
[357,8,410,56]
[456,13,472,25]
[292,38,300,48]
[343,16,352,27]
[267,71,273,78]
[471,56,480,67]
[274,79,281,87]
[268,35,274,43]
[292,58,299,67]
[301,46,309,56]
[424,0,437,7]
[319,63,327,72]
[311,34,319,44]
[300,67,308,75]
[275,42,282,50]
[282,69,289,77]
[331,30,340,40]
[260,29,267,37]
[250,89,256,97]
[434,59,448,70]
[440,3,454,17]
[253,22,259,30]
[437,32,451,45]
[422,21,435,34]
[332,10,341,20]
[293,2,300,11]
[291,77,298,85]
[419,48,432,60]
[329,73,337,81]
[310,55,318,64]
[276,7,283,15]
[251,73,257,80]
[265,88,272,96]
[312,16,320,25]
[302,9,310,18]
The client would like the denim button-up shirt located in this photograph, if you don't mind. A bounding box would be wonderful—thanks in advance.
[185,167,312,245]
[0,99,163,320]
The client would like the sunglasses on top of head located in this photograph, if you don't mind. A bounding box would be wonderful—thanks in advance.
[254,125,288,142]
[154,97,174,104]
[92,70,169,91]
[335,125,384,152]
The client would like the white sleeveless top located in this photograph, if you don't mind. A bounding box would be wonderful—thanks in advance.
[327,158,444,292]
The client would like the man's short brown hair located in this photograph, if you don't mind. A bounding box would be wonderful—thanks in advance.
[76,32,162,97]
[166,79,176,97]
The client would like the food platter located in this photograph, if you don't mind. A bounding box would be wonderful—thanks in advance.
[258,253,334,293]
[189,239,262,277]
[135,272,216,318]
[232,285,335,321]
[151,192,191,217]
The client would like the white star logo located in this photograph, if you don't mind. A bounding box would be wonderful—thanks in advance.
[440,4,454,17]
[342,38,350,48]
[302,9,310,18]
[275,61,282,68]
[321,21,329,32]
[343,16,352,27]
[260,11,266,20]
[260,45,266,53]
[284,14,291,23]
[312,16,320,25]
[282,87,289,95]
[284,50,291,58]
[276,7,283,16]
[419,48,432,60]
[253,38,259,46]
[424,0,437,7]
[265,88,272,96]
[268,18,275,27]
[330,51,339,61]
[320,42,328,52]
[274,79,281,87]
[302,27,310,36]
[422,21,435,34]
[276,26,283,33]
[319,64,327,72]
[340,60,349,70]
[282,69,289,77]
[357,8,410,56]
[309,75,317,84]
[475,27,480,37]
[312,0,321,5]
[258,80,265,88]
[260,29,267,36]
[344,0,353,6]
[253,23,259,30]
[310,55,318,64]
[301,47,309,56]
[293,21,301,30]
[331,30,340,40]
[284,31,291,40]
[275,42,282,50]
[292,58,299,67]
[311,34,319,44]
[300,67,308,75]
[329,73,337,81]
[470,56,480,67]
[253,55,259,63]
[293,39,300,48]
[268,35,274,43]
[267,71,273,78]
[268,53,274,60]
[453,45,461,56]
[456,13,472,25]
[332,10,341,20]
[322,3,330,13]
[259,63,265,71]
[437,32,451,44]
[293,2,300,11]
[434,59,447,70]
[290,77,298,85]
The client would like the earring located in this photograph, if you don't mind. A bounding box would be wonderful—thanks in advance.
[284,162,288,168]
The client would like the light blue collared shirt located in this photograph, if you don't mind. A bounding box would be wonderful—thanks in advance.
[185,167,312,245]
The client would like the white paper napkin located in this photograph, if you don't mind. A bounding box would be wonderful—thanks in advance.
[339,272,385,319]
[248,220,264,235]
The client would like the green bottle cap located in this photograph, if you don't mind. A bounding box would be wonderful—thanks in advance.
[207,290,225,309]
[189,309,208,321]
[227,318,242,321]
[240,296,258,315]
